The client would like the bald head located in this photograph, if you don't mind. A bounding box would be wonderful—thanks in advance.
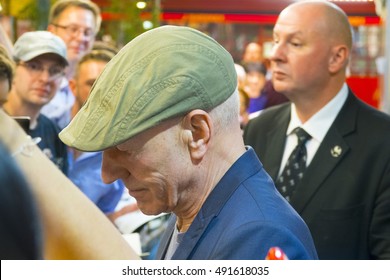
[281,0,352,50]
[270,0,352,106]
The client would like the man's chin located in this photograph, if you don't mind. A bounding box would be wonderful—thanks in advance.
[137,205,163,216]
[273,84,289,95]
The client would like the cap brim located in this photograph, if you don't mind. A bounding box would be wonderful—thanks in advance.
[19,49,68,66]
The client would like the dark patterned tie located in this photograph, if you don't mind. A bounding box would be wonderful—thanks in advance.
[275,127,311,201]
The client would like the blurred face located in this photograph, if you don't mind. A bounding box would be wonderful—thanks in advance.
[0,78,10,107]
[49,7,96,64]
[243,43,262,63]
[12,54,64,107]
[71,59,106,108]
[101,119,190,216]
[270,5,331,98]
[244,71,266,98]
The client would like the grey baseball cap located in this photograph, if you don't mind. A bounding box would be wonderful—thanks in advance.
[60,25,237,151]
[13,31,68,65]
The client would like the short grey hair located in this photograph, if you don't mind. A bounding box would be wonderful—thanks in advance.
[208,89,240,133]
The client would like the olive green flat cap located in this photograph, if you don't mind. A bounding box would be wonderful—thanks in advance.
[59,25,237,151]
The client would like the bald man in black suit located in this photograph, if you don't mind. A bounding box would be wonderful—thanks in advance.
[244,0,390,259]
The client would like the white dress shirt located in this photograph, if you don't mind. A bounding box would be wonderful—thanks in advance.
[278,83,349,176]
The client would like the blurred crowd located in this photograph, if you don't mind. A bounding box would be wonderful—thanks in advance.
[0,0,168,260]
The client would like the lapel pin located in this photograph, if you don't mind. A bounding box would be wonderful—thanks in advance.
[330,145,342,157]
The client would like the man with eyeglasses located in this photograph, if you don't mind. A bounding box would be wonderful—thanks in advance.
[3,31,69,174]
[41,0,102,129]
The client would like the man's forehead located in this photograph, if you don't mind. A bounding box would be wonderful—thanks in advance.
[273,11,324,38]
[273,21,306,37]
[57,6,96,22]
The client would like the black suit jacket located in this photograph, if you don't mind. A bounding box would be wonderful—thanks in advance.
[244,91,390,259]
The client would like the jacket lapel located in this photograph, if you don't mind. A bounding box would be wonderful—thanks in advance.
[160,150,263,260]
[290,91,358,213]
[263,106,290,179]
[171,213,215,259]
[155,216,176,259]
[157,214,210,260]
[290,129,350,212]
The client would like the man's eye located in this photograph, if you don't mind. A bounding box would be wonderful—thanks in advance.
[290,42,302,47]
[84,29,94,36]
[28,62,41,71]
[69,26,79,33]
[50,67,63,76]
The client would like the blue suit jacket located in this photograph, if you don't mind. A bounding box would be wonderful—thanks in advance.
[156,148,318,260]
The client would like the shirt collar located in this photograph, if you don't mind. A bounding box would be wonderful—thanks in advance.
[287,83,349,142]
[60,76,69,88]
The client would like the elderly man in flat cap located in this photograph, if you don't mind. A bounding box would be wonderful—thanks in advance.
[60,25,318,260]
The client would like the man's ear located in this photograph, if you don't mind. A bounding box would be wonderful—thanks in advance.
[68,79,76,96]
[329,44,349,74]
[182,109,212,163]
[47,25,55,33]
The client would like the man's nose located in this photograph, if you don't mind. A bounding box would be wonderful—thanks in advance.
[101,149,120,184]
[269,42,285,63]
[38,68,51,82]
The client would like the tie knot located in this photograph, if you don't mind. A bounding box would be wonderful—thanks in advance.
[294,127,311,145]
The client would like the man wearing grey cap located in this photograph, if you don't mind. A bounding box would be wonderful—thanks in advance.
[60,25,317,259]
[4,31,68,174]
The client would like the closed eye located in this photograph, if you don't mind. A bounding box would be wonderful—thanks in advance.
[290,41,302,47]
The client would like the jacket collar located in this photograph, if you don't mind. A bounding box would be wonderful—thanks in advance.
[157,148,262,259]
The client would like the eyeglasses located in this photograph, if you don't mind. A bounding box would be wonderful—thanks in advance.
[18,61,65,81]
[52,23,95,39]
